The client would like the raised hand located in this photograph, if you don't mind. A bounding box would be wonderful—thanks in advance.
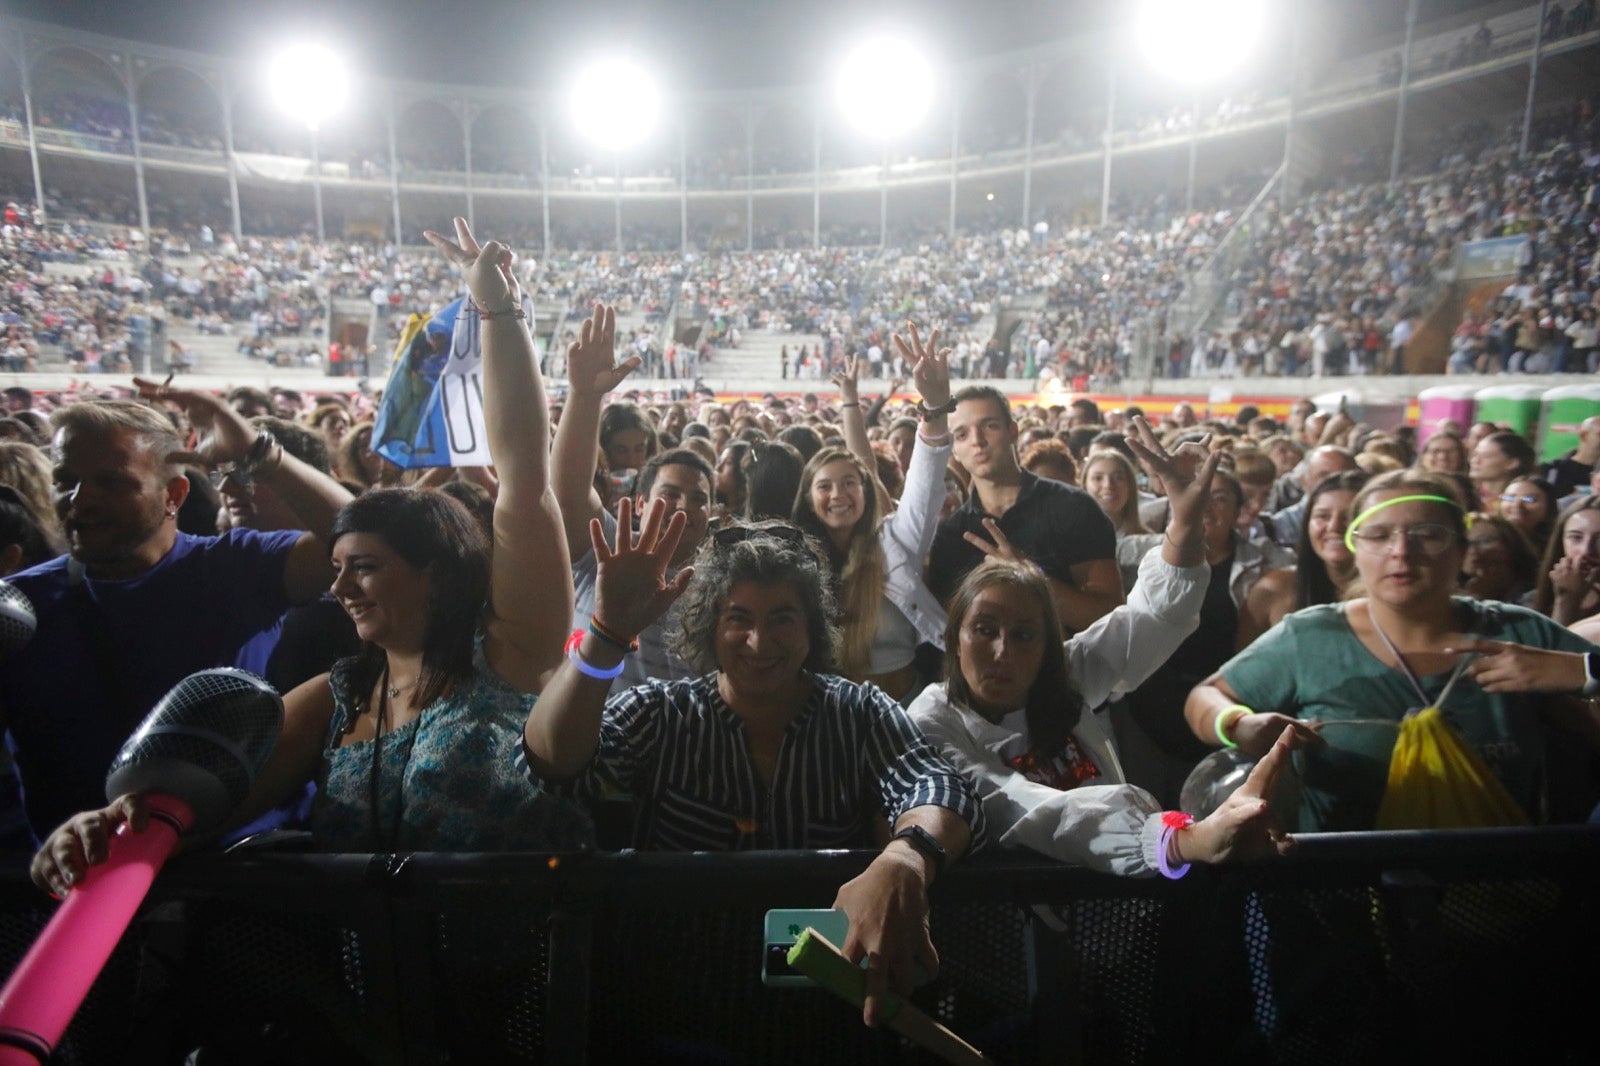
[132,377,256,465]
[422,216,522,312]
[1126,415,1221,539]
[566,303,636,396]
[962,517,1025,563]
[893,323,951,410]
[591,497,694,641]
[830,355,862,405]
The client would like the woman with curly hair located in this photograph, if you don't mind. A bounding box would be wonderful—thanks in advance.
[525,504,982,1026]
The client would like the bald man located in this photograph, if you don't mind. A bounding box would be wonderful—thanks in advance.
[1544,415,1600,500]
[1267,445,1359,549]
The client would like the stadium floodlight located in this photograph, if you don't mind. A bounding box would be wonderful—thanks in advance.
[569,57,661,151]
[267,42,349,243]
[1135,0,1266,84]
[267,42,349,131]
[835,36,934,139]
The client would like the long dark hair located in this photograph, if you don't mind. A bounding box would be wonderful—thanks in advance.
[742,440,805,521]
[1535,495,1600,617]
[1294,470,1369,610]
[942,558,1083,762]
[330,488,489,713]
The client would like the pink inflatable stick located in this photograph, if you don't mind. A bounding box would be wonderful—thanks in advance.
[0,794,194,1064]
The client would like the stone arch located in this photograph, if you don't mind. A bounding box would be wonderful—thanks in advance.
[134,64,223,151]
[961,69,1026,155]
[470,101,536,176]
[29,46,129,144]
[1034,57,1102,151]
[751,99,810,178]
[395,97,465,172]
[687,100,746,185]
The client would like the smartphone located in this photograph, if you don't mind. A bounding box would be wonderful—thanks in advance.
[760,908,932,988]
[763,908,850,987]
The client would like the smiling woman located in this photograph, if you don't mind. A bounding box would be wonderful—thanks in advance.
[522,506,982,1026]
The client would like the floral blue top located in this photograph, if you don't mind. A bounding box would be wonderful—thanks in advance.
[314,638,594,851]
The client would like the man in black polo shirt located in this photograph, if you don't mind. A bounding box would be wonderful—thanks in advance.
[927,385,1123,633]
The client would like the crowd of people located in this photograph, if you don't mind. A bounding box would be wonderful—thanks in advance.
[6,216,1600,1043]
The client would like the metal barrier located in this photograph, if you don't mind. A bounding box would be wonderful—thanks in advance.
[3,825,1597,1065]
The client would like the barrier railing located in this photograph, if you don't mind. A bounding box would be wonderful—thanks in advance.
[3,824,1597,1065]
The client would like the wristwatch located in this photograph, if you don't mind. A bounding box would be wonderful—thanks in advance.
[1583,651,1600,696]
[889,824,947,877]
[916,397,957,419]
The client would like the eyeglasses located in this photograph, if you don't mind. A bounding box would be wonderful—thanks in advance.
[711,522,808,549]
[1497,493,1541,506]
[1349,523,1458,556]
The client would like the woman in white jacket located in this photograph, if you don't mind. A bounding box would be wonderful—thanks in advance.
[907,419,1298,877]
[793,324,952,703]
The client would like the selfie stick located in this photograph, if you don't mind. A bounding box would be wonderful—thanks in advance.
[786,927,993,1066]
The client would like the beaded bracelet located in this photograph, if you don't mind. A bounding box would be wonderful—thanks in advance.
[1214,704,1254,749]
[1155,811,1195,880]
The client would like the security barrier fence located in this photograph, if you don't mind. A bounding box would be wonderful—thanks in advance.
[2,825,1596,1065]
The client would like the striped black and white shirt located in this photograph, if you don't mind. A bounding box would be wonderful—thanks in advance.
[519,672,983,852]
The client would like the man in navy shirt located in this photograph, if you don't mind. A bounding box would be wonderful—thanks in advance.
[1,387,352,843]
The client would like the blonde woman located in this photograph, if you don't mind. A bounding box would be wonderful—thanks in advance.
[792,324,952,702]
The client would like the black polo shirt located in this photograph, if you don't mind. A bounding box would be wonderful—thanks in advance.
[927,470,1118,605]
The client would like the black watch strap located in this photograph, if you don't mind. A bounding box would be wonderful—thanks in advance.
[1584,651,1600,696]
[916,397,957,418]
[890,824,947,877]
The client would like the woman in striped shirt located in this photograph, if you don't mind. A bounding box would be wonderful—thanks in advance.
[524,501,982,1027]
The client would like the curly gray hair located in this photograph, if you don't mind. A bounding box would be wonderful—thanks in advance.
[671,520,840,675]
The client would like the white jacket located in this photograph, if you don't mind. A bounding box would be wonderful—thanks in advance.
[879,432,952,651]
[906,551,1209,876]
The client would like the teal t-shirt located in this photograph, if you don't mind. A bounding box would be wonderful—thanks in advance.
[1220,598,1597,833]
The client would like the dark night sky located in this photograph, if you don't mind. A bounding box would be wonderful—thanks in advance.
[5,0,1494,91]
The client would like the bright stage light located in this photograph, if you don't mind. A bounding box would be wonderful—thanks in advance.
[267,43,349,130]
[569,58,661,152]
[1136,0,1266,85]
[836,36,934,139]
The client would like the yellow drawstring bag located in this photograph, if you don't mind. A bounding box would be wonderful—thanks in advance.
[1374,706,1528,830]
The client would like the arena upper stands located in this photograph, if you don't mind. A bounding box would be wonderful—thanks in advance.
[0,0,1595,397]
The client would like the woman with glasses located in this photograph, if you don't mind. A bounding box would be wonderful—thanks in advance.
[1497,476,1557,558]
[524,502,982,1027]
[1185,470,1600,832]
[791,324,952,703]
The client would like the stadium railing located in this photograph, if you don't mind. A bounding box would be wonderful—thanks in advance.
[3,823,1597,1065]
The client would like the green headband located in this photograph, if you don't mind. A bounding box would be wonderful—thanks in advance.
[1343,494,1469,553]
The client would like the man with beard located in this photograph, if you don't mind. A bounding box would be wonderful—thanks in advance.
[0,392,351,844]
